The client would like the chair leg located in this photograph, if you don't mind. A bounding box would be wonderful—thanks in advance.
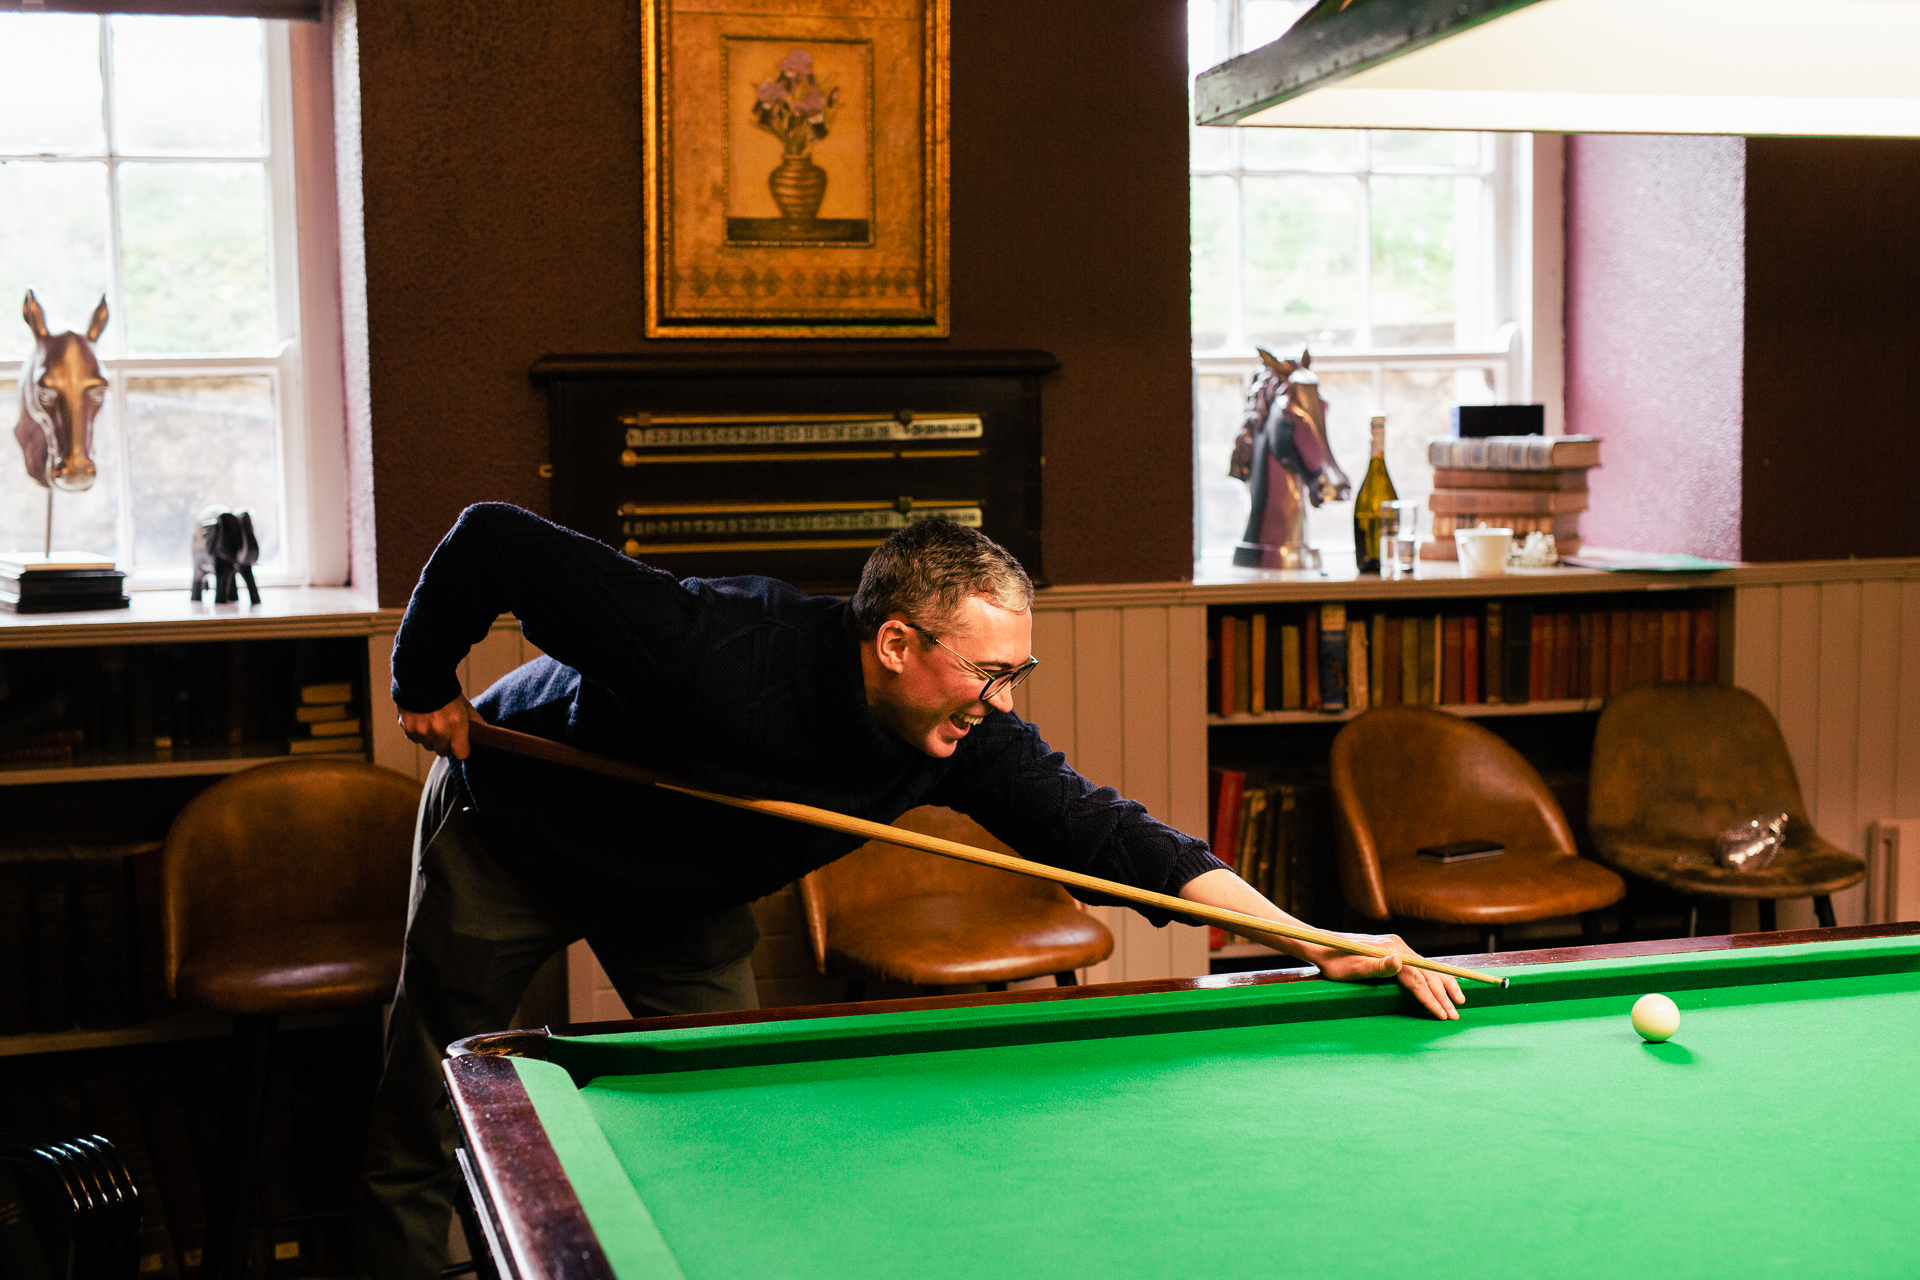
[1053,971,1078,987]
[1580,912,1604,945]
[1814,895,1837,929]
[1758,899,1777,932]
[204,1012,278,1280]
[1687,901,1700,938]
[1480,926,1501,954]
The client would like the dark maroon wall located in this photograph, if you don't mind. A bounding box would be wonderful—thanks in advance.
[1742,137,1920,562]
[1564,135,1745,561]
[350,0,1194,605]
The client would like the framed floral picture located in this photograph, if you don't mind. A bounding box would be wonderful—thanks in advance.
[643,0,949,338]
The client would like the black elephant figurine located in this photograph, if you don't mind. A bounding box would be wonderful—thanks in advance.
[191,506,261,604]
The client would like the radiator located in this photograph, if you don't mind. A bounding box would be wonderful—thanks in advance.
[1865,820,1920,925]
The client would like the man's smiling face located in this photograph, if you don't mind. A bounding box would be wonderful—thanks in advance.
[862,594,1034,758]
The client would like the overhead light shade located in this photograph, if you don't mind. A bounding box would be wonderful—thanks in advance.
[1193,0,1920,136]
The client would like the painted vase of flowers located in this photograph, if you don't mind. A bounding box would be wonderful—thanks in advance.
[753,49,839,229]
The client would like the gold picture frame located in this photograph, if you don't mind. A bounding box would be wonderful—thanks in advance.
[643,0,950,338]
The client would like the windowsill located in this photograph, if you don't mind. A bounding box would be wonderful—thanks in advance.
[0,585,383,645]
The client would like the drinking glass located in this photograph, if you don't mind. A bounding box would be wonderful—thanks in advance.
[1381,501,1421,578]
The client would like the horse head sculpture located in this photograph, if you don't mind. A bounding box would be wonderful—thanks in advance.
[1229,347,1351,569]
[16,290,108,494]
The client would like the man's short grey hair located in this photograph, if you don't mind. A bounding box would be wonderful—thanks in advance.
[850,519,1033,638]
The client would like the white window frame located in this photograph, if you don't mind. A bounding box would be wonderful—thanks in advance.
[0,16,349,590]
[1189,1,1564,565]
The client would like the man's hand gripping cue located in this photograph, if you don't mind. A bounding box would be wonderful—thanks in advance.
[399,695,477,760]
[1179,867,1466,1020]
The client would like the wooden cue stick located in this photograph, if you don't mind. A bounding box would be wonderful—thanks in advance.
[465,720,1508,989]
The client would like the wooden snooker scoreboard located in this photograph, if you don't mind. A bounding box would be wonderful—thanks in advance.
[446,923,1920,1280]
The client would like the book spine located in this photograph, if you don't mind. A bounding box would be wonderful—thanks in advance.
[28,849,72,1032]
[1418,616,1437,705]
[1317,605,1347,712]
[1483,602,1503,704]
[1442,616,1465,705]
[1233,616,1252,716]
[1304,610,1321,711]
[1692,606,1720,683]
[73,847,133,1030]
[1280,626,1302,710]
[1462,616,1481,704]
[1401,617,1421,706]
[0,853,31,1034]
[1556,613,1577,700]
[1211,769,1245,859]
[1630,611,1658,688]
[1369,614,1387,710]
[1249,612,1268,715]
[1576,612,1593,699]
[1346,620,1369,712]
[1505,603,1532,704]
[1221,617,1236,721]
[1609,611,1631,694]
[1529,613,1547,701]
[1382,615,1402,706]
[135,1069,208,1274]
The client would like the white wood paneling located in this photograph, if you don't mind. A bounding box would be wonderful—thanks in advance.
[1731,575,1920,931]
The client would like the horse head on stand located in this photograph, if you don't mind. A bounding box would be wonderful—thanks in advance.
[1229,347,1350,569]
[16,290,107,495]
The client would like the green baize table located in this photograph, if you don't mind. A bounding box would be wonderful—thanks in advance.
[445,925,1920,1280]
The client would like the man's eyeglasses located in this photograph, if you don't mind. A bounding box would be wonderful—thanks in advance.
[908,623,1039,703]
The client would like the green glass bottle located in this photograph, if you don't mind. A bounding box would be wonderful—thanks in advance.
[1352,415,1397,573]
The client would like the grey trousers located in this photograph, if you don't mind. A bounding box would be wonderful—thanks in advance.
[354,757,761,1280]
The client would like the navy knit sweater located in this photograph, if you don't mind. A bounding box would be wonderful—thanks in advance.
[389,504,1226,923]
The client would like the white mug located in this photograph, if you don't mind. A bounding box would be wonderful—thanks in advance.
[1454,527,1512,577]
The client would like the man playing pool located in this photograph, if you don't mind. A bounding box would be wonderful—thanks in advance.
[358,503,1463,1280]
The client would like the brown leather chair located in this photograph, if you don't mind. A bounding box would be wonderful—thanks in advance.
[1588,684,1866,935]
[1331,707,1626,951]
[162,758,418,1280]
[799,806,1114,997]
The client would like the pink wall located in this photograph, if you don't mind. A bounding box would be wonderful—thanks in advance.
[1565,135,1745,560]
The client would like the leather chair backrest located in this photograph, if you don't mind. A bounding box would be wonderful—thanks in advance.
[162,759,421,994]
[1330,706,1577,920]
[799,806,1073,972]
[1588,683,1809,841]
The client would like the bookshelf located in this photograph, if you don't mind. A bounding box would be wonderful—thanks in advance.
[0,588,386,1058]
[1195,559,1733,971]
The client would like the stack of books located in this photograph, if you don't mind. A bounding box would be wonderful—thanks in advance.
[287,680,363,755]
[1421,435,1601,560]
[0,552,129,614]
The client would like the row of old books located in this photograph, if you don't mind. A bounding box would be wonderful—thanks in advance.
[0,642,362,766]
[1210,600,1720,716]
[1205,771,1338,936]
[1420,435,1600,560]
[0,1039,372,1277]
[0,843,167,1036]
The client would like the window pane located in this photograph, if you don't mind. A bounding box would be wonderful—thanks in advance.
[1190,176,1235,352]
[1242,175,1358,352]
[1370,130,1478,168]
[1242,0,1310,49]
[1370,175,1455,347]
[0,15,105,156]
[0,161,112,351]
[1380,367,1497,505]
[1194,371,1251,560]
[1242,128,1360,171]
[125,375,281,574]
[109,17,264,156]
[118,161,273,353]
[0,392,122,562]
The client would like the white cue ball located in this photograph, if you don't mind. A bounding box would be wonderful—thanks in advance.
[1631,993,1681,1042]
